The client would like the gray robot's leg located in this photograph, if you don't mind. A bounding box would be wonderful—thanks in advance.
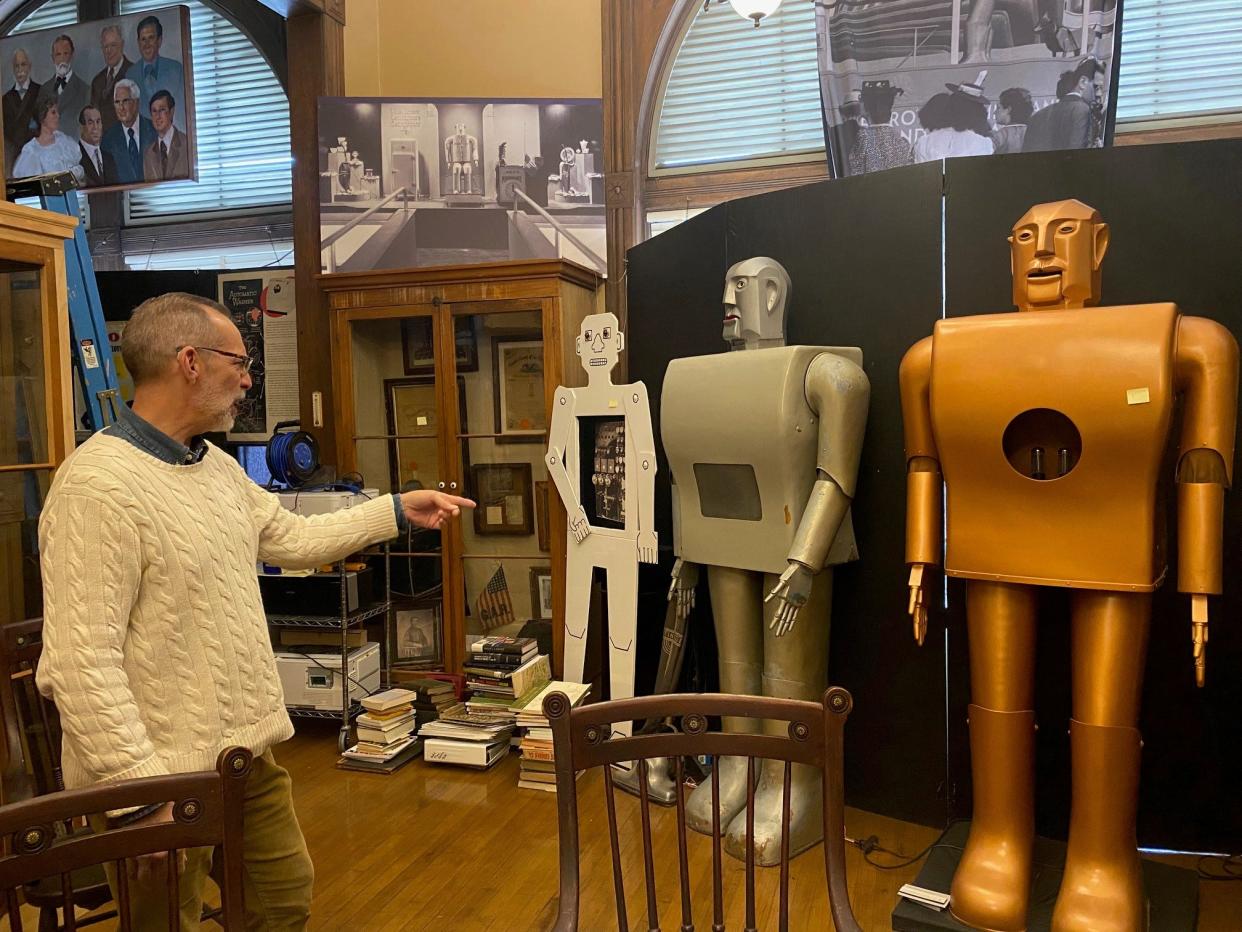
[725,568,831,865]
[686,566,763,836]
[613,598,687,806]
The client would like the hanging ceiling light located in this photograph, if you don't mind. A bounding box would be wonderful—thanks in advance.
[728,0,784,27]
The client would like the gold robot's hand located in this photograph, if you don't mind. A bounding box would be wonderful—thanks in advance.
[765,562,813,637]
[1191,593,1210,688]
[908,563,929,647]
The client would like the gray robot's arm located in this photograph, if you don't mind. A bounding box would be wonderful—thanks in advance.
[623,382,658,564]
[469,135,479,163]
[444,136,453,163]
[545,387,589,542]
[667,475,699,619]
[767,352,870,636]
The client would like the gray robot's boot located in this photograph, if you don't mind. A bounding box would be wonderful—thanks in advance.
[612,756,678,806]
[723,760,823,866]
[686,755,756,835]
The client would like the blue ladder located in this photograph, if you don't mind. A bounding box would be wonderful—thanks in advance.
[8,172,119,432]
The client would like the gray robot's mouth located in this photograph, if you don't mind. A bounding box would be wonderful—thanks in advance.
[723,314,739,322]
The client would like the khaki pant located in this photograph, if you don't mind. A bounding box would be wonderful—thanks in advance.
[91,749,314,931]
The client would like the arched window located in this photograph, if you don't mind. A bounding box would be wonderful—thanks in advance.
[650,0,824,175]
[3,0,292,222]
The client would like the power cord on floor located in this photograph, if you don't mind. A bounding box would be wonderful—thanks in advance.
[847,820,965,871]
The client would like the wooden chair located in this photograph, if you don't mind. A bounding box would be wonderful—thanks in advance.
[0,746,251,931]
[0,618,115,931]
[546,688,861,932]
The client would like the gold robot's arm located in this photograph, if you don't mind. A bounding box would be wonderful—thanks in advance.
[1174,315,1239,687]
[899,335,942,647]
[767,352,871,636]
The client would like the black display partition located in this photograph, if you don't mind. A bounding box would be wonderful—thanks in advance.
[944,139,1242,853]
[627,163,955,828]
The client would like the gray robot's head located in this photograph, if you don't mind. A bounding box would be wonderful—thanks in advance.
[454,122,466,135]
[576,312,623,378]
[722,257,790,349]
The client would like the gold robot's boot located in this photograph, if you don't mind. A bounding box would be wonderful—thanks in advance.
[950,705,1035,932]
[1051,721,1146,932]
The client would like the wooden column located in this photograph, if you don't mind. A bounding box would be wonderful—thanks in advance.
[288,1,345,457]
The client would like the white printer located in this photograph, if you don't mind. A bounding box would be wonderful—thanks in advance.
[276,642,381,711]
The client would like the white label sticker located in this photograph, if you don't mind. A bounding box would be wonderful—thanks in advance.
[416,416,428,426]
[81,339,100,369]
[487,505,503,525]
[1126,387,1151,405]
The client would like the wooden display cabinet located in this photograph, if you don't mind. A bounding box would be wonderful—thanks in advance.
[322,259,603,676]
[0,201,78,628]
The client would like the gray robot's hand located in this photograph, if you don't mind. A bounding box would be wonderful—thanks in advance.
[637,531,658,565]
[570,507,591,543]
[668,558,698,620]
[765,562,813,637]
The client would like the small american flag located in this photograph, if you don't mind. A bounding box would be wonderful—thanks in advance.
[477,565,515,631]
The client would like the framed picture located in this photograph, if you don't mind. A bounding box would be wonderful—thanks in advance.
[470,463,533,536]
[493,335,545,442]
[384,375,468,491]
[535,480,550,552]
[392,603,442,666]
[529,567,553,621]
[401,316,478,375]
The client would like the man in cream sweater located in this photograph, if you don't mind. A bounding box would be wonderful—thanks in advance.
[38,292,473,930]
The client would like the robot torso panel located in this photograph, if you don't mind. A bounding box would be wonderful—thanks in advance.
[662,345,862,575]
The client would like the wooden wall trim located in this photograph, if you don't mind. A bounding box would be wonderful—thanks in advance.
[319,259,601,295]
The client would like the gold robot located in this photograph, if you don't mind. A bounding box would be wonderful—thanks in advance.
[899,199,1237,931]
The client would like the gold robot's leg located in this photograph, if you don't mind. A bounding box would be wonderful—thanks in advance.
[950,580,1038,932]
[724,568,832,866]
[1051,590,1151,932]
[685,565,763,837]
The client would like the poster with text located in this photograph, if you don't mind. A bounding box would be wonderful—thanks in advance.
[816,0,1122,177]
[317,96,606,276]
[0,5,196,192]
[217,270,297,441]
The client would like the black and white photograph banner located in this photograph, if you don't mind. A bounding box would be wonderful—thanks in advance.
[318,96,606,275]
[815,0,1123,177]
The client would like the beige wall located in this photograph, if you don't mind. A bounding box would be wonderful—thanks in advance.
[344,0,603,99]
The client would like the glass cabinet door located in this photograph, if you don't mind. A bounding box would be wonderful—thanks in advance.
[445,302,552,674]
[347,308,452,672]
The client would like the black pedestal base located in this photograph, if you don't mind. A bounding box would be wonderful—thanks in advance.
[891,822,1198,931]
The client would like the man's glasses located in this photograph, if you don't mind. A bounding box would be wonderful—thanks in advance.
[178,345,254,374]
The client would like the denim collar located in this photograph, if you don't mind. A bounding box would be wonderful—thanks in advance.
[104,405,207,465]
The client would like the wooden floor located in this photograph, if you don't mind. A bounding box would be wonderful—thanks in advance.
[9,723,1242,930]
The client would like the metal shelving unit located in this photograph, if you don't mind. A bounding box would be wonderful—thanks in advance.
[266,548,391,751]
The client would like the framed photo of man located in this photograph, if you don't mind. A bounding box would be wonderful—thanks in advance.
[0,5,196,193]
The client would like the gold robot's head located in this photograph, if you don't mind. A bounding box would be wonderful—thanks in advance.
[1009,199,1110,311]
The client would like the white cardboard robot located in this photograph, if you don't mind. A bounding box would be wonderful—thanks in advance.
[444,122,479,195]
[661,257,869,864]
[545,313,657,745]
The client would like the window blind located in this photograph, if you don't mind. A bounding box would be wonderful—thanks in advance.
[119,0,292,220]
[652,1,825,172]
[11,0,76,33]
[1115,0,1242,123]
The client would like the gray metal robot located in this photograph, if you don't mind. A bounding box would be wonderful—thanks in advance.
[660,257,869,864]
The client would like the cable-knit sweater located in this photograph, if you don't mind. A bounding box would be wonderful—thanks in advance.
[37,433,398,790]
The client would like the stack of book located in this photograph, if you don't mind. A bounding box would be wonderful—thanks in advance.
[337,688,421,774]
[464,637,549,703]
[514,680,591,793]
[420,708,515,770]
[406,677,463,729]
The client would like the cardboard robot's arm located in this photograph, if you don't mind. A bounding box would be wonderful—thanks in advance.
[546,387,590,542]
[767,352,871,637]
[899,335,941,646]
[623,381,659,564]
[1173,315,1239,687]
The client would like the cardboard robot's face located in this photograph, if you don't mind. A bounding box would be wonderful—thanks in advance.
[721,257,790,347]
[576,313,623,376]
[1009,199,1110,310]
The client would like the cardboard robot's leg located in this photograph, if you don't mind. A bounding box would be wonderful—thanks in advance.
[724,568,831,865]
[686,565,764,836]
[562,538,596,685]
[612,597,686,805]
